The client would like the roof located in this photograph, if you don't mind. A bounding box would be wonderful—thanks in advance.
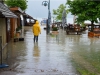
[9,7,34,19]
[0,2,17,18]
[23,12,34,19]
[10,7,23,14]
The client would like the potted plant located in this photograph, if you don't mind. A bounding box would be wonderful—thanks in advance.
[51,27,59,35]
[52,27,58,31]
[13,34,19,42]
[16,26,22,38]
[16,26,22,33]
[19,26,22,30]
[19,37,24,41]
[16,28,19,32]
[16,26,24,41]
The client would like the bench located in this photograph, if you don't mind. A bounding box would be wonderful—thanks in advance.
[88,32,100,38]
[66,25,83,35]
[66,30,82,35]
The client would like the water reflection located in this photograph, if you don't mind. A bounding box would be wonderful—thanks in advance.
[33,43,40,62]
[46,34,59,43]
[33,43,40,57]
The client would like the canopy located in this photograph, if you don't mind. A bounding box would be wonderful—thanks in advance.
[0,2,17,18]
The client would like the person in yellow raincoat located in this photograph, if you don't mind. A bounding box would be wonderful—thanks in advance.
[32,20,41,42]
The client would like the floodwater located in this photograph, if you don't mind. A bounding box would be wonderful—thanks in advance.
[0,26,100,75]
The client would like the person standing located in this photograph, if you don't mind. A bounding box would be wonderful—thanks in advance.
[32,20,41,42]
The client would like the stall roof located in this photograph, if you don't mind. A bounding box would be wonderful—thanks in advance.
[10,7,23,14]
[10,7,34,20]
[0,2,17,18]
[23,12,34,19]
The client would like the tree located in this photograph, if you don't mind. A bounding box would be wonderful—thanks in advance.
[5,0,28,10]
[53,4,68,21]
[66,0,100,31]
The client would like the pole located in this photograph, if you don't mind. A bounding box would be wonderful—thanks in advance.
[42,0,51,34]
[47,0,51,34]
[48,0,50,10]
[62,10,66,30]
[46,19,48,34]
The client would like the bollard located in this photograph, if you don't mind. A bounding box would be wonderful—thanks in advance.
[0,36,9,68]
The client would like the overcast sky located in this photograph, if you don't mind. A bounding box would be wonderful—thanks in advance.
[26,0,73,20]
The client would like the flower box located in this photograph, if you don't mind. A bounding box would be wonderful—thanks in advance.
[19,38,24,41]
[14,38,19,42]
[51,31,59,35]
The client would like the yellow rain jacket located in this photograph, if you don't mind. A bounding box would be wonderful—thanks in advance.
[32,21,41,36]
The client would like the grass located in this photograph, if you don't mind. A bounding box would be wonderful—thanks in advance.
[71,59,96,75]
[80,52,100,73]
[70,47,100,75]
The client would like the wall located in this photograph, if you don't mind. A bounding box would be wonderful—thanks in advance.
[0,18,7,48]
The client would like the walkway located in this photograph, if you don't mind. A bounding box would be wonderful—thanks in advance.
[0,25,92,75]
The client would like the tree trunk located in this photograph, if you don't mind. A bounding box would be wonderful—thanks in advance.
[91,20,94,32]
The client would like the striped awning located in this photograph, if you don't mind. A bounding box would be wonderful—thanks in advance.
[0,2,17,18]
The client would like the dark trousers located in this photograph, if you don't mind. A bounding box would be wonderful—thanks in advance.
[34,35,38,42]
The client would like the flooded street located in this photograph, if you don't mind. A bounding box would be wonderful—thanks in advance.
[0,26,100,75]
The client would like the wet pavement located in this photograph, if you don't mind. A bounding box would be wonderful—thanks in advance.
[1,26,100,75]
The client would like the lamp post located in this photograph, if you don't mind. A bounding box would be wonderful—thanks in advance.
[52,16,55,24]
[42,0,51,34]
[62,9,66,30]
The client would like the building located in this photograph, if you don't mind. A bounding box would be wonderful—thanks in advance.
[0,2,17,48]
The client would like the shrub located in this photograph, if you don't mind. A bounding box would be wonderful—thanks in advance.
[52,27,58,31]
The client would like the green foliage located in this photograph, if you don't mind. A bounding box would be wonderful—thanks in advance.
[16,26,22,31]
[52,27,58,31]
[81,22,86,27]
[71,59,96,75]
[79,50,100,73]
[77,68,96,75]
[66,0,100,31]
[5,0,28,10]
[53,4,68,21]
[16,28,19,31]
[18,26,22,29]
